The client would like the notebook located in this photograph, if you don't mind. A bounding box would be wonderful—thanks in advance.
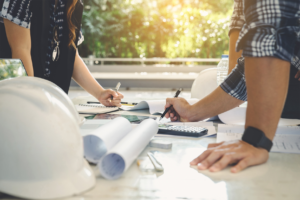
[75,104,119,114]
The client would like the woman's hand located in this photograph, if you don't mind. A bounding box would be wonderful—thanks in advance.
[97,89,124,107]
[190,140,269,173]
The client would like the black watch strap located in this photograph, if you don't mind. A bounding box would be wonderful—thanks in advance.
[242,127,273,152]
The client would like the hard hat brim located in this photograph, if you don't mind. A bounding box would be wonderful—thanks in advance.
[0,160,96,199]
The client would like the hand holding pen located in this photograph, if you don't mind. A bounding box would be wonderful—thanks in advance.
[160,88,182,121]
[96,82,124,107]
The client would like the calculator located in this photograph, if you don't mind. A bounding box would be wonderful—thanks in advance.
[158,124,208,137]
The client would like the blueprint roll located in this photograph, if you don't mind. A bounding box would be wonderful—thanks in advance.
[98,119,158,180]
[83,117,132,164]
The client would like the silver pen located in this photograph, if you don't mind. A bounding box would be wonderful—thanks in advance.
[147,151,164,172]
[111,82,121,100]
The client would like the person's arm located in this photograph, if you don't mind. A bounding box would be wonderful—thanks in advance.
[228,30,242,74]
[164,87,244,122]
[227,0,244,74]
[190,58,290,173]
[3,19,34,76]
[72,50,124,107]
[295,70,300,81]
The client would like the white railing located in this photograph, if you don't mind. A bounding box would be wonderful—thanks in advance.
[81,57,220,66]
[72,57,221,89]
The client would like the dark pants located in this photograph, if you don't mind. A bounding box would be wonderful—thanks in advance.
[281,66,300,119]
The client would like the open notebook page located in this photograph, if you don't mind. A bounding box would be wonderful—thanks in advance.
[75,104,119,114]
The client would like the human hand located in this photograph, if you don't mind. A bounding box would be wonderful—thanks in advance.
[190,140,269,173]
[164,97,193,122]
[97,89,124,107]
[295,70,300,81]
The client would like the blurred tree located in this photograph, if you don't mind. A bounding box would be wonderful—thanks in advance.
[78,0,232,58]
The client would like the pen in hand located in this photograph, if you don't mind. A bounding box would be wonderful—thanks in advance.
[111,82,121,101]
[159,88,182,121]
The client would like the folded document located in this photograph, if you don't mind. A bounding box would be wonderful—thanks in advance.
[219,107,300,126]
[217,125,300,154]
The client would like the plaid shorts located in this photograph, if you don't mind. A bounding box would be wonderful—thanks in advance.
[236,0,300,65]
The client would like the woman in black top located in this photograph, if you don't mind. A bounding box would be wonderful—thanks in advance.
[0,0,123,106]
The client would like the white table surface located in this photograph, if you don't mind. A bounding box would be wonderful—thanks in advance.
[79,109,300,200]
[1,104,299,200]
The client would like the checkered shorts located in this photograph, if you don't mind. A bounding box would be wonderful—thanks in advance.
[236,0,300,65]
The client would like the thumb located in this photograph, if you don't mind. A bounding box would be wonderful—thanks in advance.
[165,98,176,109]
[107,89,117,98]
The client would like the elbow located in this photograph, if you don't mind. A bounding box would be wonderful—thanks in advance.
[10,45,31,56]
[10,45,31,60]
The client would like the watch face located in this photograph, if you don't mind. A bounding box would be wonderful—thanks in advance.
[242,127,273,152]
[242,127,264,146]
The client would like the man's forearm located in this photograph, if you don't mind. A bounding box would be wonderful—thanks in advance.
[244,57,290,140]
[187,87,244,121]
[229,30,243,74]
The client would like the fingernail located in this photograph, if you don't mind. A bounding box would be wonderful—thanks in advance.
[231,168,237,173]
[190,161,196,165]
[197,163,207,170]
[209,166,217,172]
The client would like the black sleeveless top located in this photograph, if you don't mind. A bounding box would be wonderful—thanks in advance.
[0,0,83,93]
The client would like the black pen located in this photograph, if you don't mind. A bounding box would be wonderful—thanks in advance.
[159,88,182,121]
[87,101,138,106]
[87,101,100,104]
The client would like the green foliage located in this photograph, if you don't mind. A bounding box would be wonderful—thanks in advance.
[79,0,232,58]
[0,59,27,80]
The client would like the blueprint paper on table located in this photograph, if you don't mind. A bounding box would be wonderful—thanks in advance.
[83,117,132,164]
[120,99,199,114]
[82,118,158,179]
[218,107,300,126]
[98,119,158,180]
[217,125,300,154]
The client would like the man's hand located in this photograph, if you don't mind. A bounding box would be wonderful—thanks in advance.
[295,70,300,81]
[190,140,269,173]
[97,90,124,107]
[164,97,193,122]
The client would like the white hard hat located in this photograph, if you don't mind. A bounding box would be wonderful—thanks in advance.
[0,77,95,199]
[191,68,218,100]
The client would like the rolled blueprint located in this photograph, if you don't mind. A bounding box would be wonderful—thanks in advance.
[98,119,158,180]
[83,117,132,164]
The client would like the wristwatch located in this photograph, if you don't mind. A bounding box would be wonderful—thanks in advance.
[242,126,273,152]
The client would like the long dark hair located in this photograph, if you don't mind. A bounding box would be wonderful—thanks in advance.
[66,0,78,49]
